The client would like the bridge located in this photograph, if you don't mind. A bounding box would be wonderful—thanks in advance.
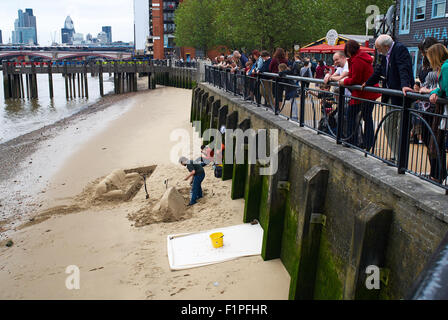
[0,50,133,61]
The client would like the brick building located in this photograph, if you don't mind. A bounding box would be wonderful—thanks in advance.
[395,0,448,77]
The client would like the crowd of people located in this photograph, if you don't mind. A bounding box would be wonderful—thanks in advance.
[210,35,448,183]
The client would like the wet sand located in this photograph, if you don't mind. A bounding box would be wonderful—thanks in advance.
[0,86,290,300]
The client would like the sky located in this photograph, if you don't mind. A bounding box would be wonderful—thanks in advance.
[0,0,135,45]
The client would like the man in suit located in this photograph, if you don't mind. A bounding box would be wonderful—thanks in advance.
[362,34,415,161]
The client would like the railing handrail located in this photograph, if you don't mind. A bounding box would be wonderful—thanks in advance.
[206,65,448,105]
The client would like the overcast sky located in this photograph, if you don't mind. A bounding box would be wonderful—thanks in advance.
[0,0,135,45]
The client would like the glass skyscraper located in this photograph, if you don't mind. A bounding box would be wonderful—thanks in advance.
[102,26,112,43]
[12,9,38,45]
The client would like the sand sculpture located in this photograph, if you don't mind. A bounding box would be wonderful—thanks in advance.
[94,169,143,201]
[153,187,187,222]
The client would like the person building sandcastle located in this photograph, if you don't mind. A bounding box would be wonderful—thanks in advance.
[179,156,206,206]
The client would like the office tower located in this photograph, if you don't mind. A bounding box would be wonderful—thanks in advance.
[12,8,38,45]
[61,16,75,44]
[102,26,112,43]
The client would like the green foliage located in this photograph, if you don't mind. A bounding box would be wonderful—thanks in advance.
[174,0,395,53]
[174,0,218,54]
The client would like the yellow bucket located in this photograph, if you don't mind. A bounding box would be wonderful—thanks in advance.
[210,232,224,248]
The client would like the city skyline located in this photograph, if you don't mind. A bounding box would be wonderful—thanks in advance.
[0,0,134,45]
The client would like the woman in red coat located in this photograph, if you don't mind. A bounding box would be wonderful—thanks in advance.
[339,40,381,150]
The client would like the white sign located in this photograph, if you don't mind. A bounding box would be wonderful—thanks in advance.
[326,29,339,46]
[294,44,300,51]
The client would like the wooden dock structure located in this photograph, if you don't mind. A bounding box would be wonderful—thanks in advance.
[2,61,198,100]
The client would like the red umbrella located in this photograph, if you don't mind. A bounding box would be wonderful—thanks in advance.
[300,43,375,54]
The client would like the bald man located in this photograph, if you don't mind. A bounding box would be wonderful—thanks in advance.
[233,50,248,69]
[364,34,415,161]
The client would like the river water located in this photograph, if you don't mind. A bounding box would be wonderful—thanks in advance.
[0,72,115,143]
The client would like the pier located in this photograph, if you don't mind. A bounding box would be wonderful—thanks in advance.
[2,60,198,100]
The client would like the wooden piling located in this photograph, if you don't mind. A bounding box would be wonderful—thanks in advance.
[222,111,238,181]
[72,73,76,98]
[25,73,30,99]
[99,63,104,97]
[84,71,88,99]
[260,145,292,261]
[80,72,84,98]
[290,166,329,300]
[20,74,24,99]
[48,64,54,99]
[29,64,38,99]
[2,62,10,100]
[343,203,393,300]
[77,73,81,98]
[69,74,73,99]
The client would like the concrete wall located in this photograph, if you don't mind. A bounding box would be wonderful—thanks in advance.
[193,83,448,300]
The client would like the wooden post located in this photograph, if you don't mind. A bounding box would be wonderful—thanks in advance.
[25,72,30,99]
[48,63,54,99]
[84,69,88,99]
[99,63,104,97]
[20,74,24,99]
[290,166,329,300]
[2,62,10,100]
[80,71,84,98]
[69,74,73,99]
[72,73,76,98]
[222,111,238,181]
[64,63,69,100]
[343,204,393,300]
[231,119,251,200]
[260,145,292,261]
[31,64,38,99]
[77,73,81,98]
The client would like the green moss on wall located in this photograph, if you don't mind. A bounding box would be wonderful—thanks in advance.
[258,175,270,230]
[281,200,300,276]
[313,231,344,300]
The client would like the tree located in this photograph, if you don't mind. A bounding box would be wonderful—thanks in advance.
[174,0,396,55]
[174,0,218,56]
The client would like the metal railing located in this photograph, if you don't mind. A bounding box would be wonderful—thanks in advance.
[205,65,448,193]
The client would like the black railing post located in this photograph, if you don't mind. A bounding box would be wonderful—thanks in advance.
[397,96,411,174]
[243,71,248,99]
[336,85,346,145]
[256,73,261,107]
[225,69,230,92]
[274,76,280,115]
[233,72,237,96]
[299,82,306,127]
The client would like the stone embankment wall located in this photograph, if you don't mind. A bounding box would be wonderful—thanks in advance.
[192,83,448,300]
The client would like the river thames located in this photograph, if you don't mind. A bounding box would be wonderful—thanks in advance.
[0,72,115,143]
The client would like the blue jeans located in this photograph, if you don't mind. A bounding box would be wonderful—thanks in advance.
[190,172,205,205]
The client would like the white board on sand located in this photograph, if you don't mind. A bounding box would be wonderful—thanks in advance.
[167,223,264,270]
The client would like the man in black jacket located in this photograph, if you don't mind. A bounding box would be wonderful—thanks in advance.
[363,34,415,161]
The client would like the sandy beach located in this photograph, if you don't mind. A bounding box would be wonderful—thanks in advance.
[0,86,290,300]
